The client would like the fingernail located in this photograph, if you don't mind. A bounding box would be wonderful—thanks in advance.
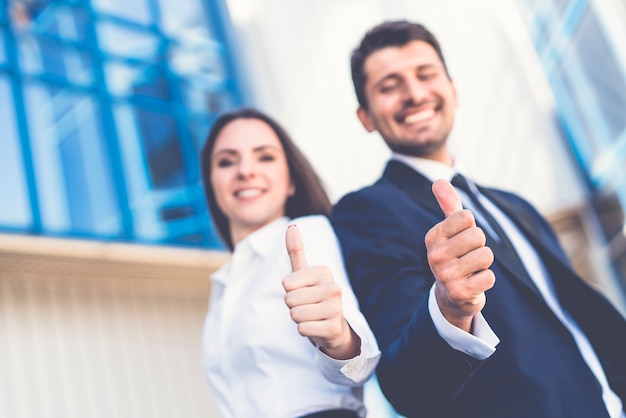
[287,224,296,229]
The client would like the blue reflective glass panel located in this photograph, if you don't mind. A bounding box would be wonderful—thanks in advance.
[0,29,5,64]
[135,107,185,189]
[157,0,209,36]
[105,61,170,100]
[112,103,215,246]
[97,21,160,62]
[573,10,626,142]
[169,36,236,114]
[17,33,93,85]
[92,0,151,25]
[23,81,122,237]
[9,2,90,41]
[0,76,32,229]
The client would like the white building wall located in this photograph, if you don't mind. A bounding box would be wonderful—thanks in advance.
[0,234,227,418]
[222,0,587,215]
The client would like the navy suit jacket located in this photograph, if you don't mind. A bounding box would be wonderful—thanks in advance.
[331,160,626,418]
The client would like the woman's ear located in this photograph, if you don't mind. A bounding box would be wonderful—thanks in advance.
[288,180,296,197]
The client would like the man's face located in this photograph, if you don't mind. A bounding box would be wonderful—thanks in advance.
[357,40,457,163]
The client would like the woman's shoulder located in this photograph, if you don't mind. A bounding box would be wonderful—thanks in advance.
[288,215,341,262]
[289,214,332,233]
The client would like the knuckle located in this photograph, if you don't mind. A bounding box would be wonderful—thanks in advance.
[282,276,290,290]
[484,269,496,288]
[445,284,462,302]
[328,283,342,298]
[283,293,292,307]
[425,227,437,246]
[289,308,298,322]
[428,246,447,265]
[459,209,475,226]
[471,226,487,245]
[480,246,495,265]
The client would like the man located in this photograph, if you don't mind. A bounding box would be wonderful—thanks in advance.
[330,20,626,418]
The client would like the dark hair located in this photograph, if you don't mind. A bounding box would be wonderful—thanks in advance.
[201,108,332,250]
[351,20,451,109]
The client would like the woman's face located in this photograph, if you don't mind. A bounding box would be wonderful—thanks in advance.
[210,118,295,246]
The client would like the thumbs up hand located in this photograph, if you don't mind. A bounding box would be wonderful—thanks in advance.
[282,224,360,360]
[425,179,495,332]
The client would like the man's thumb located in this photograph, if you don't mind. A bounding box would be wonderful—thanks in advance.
[432,179,463,218]
[285,224,308,272]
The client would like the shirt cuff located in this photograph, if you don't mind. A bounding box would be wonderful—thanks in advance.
[314,325,381,385]
[428,284,499,360]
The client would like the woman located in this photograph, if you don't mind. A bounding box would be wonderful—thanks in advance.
[200,108,380,418]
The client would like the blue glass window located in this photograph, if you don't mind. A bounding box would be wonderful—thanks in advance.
[0,76,32,229]
[13,2,90,41]
[105,61,170,100]
[23,81,121,236]
[97,21,160,62]
[0,29,6,65]
[112,101,211,245]
[1,0,242,247]
[573,11,626,145]
[16,33,93,85]
[157,0,209,36]
[92,0,152,25]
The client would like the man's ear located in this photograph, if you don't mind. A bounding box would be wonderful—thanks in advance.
[356,107,376,133]
[451,81,459,108]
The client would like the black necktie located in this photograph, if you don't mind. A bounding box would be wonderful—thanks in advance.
[451,174,509,247]
[451,174,533,279]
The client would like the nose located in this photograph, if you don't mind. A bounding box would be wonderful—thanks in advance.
[403,78,427,105]
[236,157,255,179]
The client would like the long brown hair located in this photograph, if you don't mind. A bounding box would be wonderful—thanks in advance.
[201,108,331,250]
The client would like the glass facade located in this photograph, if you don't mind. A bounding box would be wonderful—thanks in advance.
[0,0,242,248]
[518,0,626,287]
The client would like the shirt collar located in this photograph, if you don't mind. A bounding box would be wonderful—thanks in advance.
[244,216,290,259]
[391,152,459,182]
[211,216,290,284]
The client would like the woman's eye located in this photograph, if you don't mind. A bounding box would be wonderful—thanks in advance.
[259,154,275,162]
[217,159,234,167]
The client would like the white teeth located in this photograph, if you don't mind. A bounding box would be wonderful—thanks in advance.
[236,189,262,198]
[405,109,435,124]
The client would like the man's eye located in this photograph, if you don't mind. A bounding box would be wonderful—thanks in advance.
[418,72,437,81]
[380,84,398,93]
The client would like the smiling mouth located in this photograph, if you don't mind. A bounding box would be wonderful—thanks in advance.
[235,189,263,198]
[403,109,435,124]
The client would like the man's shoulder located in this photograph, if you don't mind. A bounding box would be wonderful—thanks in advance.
[334,177,395,207]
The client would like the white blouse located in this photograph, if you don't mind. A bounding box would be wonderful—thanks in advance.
[202,215,380,418]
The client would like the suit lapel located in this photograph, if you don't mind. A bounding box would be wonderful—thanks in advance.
[382,160,444,218]
[383,161,545,298]
[483,189,567,264]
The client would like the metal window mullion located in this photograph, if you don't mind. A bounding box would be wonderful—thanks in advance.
[82,2,135,240]
[204,0,245,107]
[4,16,42,233]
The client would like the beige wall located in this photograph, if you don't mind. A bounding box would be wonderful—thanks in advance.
[0,234,228,418]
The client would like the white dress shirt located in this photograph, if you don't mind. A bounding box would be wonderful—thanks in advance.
[392,153,624,418]
[202,215,380,418]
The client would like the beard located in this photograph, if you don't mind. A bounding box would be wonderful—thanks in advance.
[385,133,447,158]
